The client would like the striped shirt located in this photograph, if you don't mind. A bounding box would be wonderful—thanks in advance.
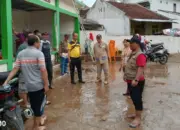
[15,46,46,92]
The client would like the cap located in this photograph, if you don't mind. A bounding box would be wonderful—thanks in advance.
[96,34,102,39]
[127,36,141,45]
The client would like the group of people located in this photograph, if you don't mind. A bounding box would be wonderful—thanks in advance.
[60,33,146,128]
[3,27,146,129]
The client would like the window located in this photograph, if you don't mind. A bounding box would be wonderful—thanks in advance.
[173,3,176,12]
[98,8,102,12]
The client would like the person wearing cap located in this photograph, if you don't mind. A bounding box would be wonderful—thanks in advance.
[94,34,109,85]
[68,32,85,84]
[59,34,69,76]
[124,36,146,128]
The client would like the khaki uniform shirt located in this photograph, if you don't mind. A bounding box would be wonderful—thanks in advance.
[94,42,108,64]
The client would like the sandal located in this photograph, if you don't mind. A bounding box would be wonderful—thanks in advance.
[129,119,141,128]
[127,114,136,118]
[129,123,140,128]
[37,126,46,130]
[46,101,51,105]
[33,126,46,130]
[40,115,47,126]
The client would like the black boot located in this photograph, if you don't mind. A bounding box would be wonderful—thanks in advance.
[71,81,76,84]
[79,80,85,84]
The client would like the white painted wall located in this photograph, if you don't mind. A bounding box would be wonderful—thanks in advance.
[12,9,30,32]
[151,0,180,12]
[80,30,180,54]
[30,11,53,34]
[0,64,7,72]
[126,0,180,28]
[13,10,53,42]
[86,0,130,35]
[127,0,180,12]
[59,0,76,14]
[157,11,180,28]
[60,13,75,42]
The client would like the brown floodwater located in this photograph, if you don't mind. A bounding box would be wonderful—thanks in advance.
[25,58,180,130]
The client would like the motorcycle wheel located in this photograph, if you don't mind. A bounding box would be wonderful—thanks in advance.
[159,55,168,65]
[1,115,24,130]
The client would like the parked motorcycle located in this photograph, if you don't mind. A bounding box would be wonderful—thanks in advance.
[0,72,34,130]
[145,41,169,65]
[0,78,24,130]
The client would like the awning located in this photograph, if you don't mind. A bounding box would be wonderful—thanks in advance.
[131,18,176,23]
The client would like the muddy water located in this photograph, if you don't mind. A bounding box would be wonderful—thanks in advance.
[25,62,180,130]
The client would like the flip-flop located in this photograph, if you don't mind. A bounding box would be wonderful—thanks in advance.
[37,126,46,130]
[40,115,47,126]
[129,123,140,128]
[46,101,51,105]
[127,114,136,118]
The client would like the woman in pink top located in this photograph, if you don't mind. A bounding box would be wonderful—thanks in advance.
[119,39,132,96]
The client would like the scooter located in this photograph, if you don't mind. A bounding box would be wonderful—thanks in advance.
[0,78,24,130]
[0,72,34,130]
[145,43,169,65]
[146,40,169,57]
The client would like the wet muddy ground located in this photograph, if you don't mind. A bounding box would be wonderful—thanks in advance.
[25,55,180,130]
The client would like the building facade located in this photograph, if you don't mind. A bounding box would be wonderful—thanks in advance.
[126,0,180,28]
[0,0,80,72]
[86,0,172,36]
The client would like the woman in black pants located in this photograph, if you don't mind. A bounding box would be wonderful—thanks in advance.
[124,36,146,128]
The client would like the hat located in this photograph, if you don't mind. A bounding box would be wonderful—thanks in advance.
[96,34,102,39]
[127,36,141,45]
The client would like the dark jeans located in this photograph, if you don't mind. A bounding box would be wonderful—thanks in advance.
[45,61,53,88]
[128,80,145,111]
[70,57,82,82]
[60,57,68,75]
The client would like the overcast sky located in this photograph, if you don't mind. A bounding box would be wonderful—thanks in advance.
[82,0,96,7]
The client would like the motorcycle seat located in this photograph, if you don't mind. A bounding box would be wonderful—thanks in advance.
[0,71,10,83]
[151,43,164,47]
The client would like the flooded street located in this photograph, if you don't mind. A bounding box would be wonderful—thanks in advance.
[26,58,180,130]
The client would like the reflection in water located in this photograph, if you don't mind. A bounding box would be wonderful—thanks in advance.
[146,64,169,78]
[95,84,109,121]
[109,62,116,81]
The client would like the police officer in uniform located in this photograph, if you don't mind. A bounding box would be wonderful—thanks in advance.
[68,32,85,84]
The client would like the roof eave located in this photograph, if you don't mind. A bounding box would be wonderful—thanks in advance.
[131,18,174,23]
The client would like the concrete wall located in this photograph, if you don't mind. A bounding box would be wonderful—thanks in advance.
[12,9,30,32]
[157,11,180,28]
[127,0,180,12]
[80,30,180,54]
[12,10,53,34]
[60,13,75,41]
[86,0,130,35]
[126,0,180,28]
[30,11,53,34]
[59,0,76,14]
[151,0,180,12]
